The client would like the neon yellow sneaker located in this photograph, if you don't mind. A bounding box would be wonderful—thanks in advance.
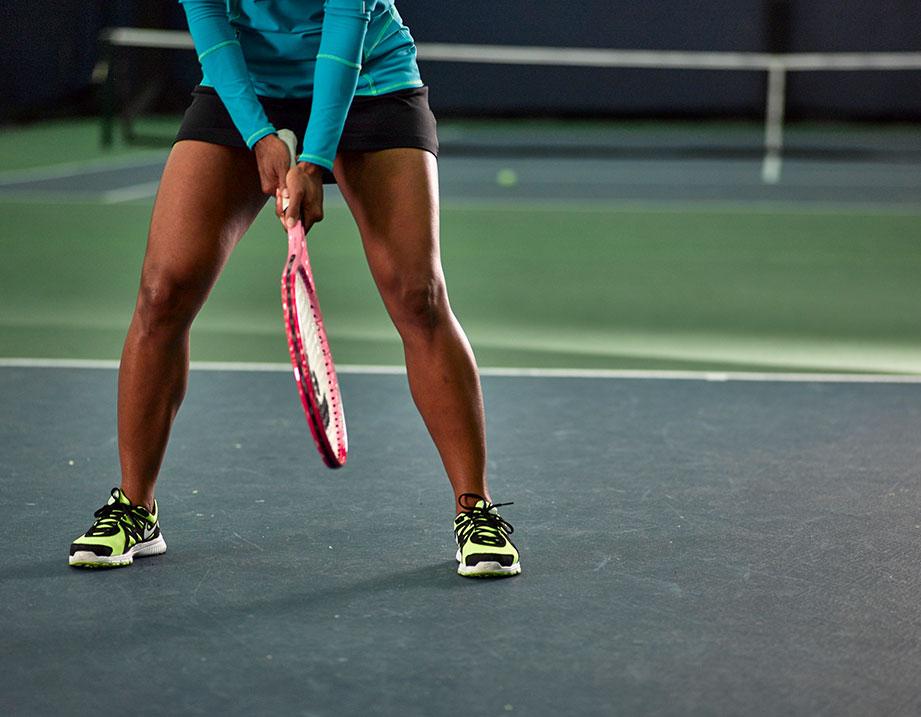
[69,488,166,568]
[453,493,521,578]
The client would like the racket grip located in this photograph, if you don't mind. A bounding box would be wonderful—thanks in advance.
[277,129,297,169]
[276,129,297,212]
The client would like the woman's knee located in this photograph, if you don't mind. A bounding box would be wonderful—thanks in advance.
[134,269,208,336]
[384,273,451,339]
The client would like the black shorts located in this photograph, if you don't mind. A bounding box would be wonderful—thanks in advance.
[174,85,439,183]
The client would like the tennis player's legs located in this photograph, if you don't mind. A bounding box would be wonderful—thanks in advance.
[333,148,489,508]
[118,140,266,509]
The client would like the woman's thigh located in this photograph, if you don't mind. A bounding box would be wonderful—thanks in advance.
[139,140,267,316]
[333,148,443,316]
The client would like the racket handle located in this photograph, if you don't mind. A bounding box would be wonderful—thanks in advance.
[276,129,297,212]
[277,129,297,169]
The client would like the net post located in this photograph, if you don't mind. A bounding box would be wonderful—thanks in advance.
[762,59,787,184]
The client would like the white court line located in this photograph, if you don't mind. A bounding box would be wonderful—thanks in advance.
[2,357,920,383]
[0,192,122,205]
[102,181,162,204]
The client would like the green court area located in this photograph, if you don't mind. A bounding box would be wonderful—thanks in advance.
[2,118,921,373]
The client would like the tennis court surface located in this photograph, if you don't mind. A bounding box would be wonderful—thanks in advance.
[3,116,921,715]
[3,364,921,716]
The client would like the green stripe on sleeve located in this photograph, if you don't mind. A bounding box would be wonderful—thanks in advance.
[296,153,334,170]
[198,39,240,62]
[316,53,362,70]
[245,126,275,148]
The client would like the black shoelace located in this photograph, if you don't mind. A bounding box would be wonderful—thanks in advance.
[455,493,515,547]
[86,501,145,542]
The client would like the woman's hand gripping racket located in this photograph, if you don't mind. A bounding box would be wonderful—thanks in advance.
[277,129,348,468]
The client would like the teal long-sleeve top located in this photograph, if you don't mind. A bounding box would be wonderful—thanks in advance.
[179,0,423,170]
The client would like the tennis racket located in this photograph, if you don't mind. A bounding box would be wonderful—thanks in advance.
[277,129,348,468]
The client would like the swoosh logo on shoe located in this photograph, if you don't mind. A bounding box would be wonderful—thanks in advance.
[142,525,157,541]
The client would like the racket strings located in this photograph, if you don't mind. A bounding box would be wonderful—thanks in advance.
[295,274,326,382]
[294,270,343,443]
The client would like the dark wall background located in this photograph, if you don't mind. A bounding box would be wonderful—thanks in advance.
[0,1,189,121]
[2,0,921,122]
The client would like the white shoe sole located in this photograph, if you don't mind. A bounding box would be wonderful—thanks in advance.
[69,534,167,568]
[455,548,521,578]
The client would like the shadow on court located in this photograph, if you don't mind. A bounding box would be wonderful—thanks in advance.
[3,367,921,716]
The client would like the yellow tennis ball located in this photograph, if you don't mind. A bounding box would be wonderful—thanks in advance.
[496,168,518,187]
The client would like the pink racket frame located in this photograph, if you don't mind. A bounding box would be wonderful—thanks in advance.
[282,222,348,468]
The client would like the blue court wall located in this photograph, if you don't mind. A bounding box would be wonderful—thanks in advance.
[398,0,921,118]
[2,0,920,121]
